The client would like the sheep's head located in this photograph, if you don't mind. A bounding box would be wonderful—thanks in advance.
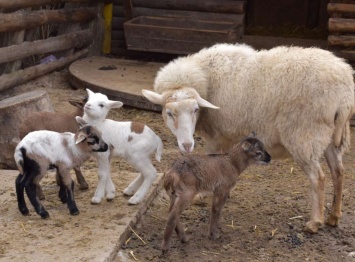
[75,117,108,152]
[83,89,123,122]
[142,87,219,153]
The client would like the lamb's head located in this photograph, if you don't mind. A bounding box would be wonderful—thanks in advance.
[237,133,271,166]
[142,87,219,153]
[75,117,108,152]
[83,89,123,122]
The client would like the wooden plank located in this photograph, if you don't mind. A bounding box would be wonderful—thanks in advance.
[0,29,93,64]
[328,3,355,14]
[0,0,97,9]
[0,8,97,33]
[0,49,88,93]
[111,39,127,48]
[112,30,125,40]
[113,5,125,17]
[112,16,126,30]
[134,7,245,23]
[328,18,355,33]
[131,0,245,14]
[328,35,355,46]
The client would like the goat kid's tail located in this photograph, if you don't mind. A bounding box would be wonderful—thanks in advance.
[14,147,26,174]
[155,135,163,162]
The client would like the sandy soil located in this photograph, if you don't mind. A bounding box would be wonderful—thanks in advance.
[1,69,355,262]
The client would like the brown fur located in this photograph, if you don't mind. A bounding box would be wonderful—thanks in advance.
[161,135,271,253]
[130,122,145,134]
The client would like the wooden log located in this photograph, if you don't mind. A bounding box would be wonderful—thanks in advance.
[328,3,355,14]
[328,18,355,33]
[0,0,97,9]
[0,29,93,64]
[0,90,54,169]
[133,7,245,23]
[328,35,355,46]
[0,8,97,33]
[0,48,88,93]
[113,5,124,17]
[131,0,245,14]
[112,30,125,40]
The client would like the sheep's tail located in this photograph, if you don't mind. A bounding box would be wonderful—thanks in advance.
[333,105,353,152]
[14,147,26,174]
[155,135,163,162]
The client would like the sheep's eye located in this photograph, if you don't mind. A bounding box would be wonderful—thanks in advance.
[194,108,199,114]
[99,104,104,108]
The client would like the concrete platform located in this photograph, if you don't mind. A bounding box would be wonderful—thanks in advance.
[0,169,163,261]
[68,57,165,111]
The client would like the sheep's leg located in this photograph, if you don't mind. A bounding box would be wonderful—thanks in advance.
[74,167,89,190]
[324,145,344,227]
[91,152,114,204]
[123,173,144,196]
[127,159,157,205]
[209,192,229,240]
[161,192,194,253]
[24,177,49,219]
[15,173,29,215]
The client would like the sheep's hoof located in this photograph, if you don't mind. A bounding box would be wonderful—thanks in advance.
[40,211,50,219]
[91,197,102,205]
[304,220,323,233]
[70,209,80,216]
[19,207,29,215]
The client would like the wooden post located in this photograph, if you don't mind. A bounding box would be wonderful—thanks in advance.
[102,3,113,54]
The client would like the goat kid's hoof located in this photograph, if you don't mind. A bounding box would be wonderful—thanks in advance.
[209,232,221,241]
[91,196,102,205]
[70,209,80,216]
[304,220,323,233]
[326,215,340,227]
[20,207,29,215]
[123,187,135,196]
[40,211,50,219]
[128,196,142,205]
[78,183,89,190]
[106,192,115,201]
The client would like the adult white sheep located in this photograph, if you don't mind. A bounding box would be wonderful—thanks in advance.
[142,43,355,233]
[82,89,163,205]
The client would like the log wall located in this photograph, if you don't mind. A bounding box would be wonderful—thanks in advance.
[0,0,102,93]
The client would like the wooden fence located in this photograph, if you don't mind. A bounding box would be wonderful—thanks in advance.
[0,0,103,93]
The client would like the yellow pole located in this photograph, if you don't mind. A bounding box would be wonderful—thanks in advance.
[102,3,113,54]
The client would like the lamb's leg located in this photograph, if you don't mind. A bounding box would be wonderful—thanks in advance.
[74,167,89,190]
[15,173,29,215]
[123,173,144,196]
[209,192,229,240]
[161,191,194,253]
[25,177,49,219]
[324,145,344,227]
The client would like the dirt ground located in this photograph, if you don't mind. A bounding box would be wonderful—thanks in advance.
[1,69,355,262]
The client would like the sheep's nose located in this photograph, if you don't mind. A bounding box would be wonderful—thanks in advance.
[183,143,193,153]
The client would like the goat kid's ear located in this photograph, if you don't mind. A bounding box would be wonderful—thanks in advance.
[75,133,87,144]
[108,100,123,109]
[248,131,257,138]
[86,88,95,98]
[76,116,87,127]
[196,96,219,109]
[241,141,252,152]
[142,89,164,105]
[69,100,84,109]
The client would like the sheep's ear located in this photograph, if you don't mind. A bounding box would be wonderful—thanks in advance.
[86,88,94,97]
[108,100,123,109]
[241,141,252,152]
[76,116,87,127]
[196,96,219,109]
[69,100,84,109]
[75,133,87,144]
[142,89,164,105]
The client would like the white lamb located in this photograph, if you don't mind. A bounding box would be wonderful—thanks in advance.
[14,119,108,218]
[142,43,355,233]
[81,89,163,205]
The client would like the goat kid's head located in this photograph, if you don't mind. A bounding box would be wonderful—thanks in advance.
[142,87,219,153]
[68,96,88,111]
[84,89,123,121]
[239,133,271,165]
[75,117,108,152]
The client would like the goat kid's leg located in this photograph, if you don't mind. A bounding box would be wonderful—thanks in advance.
[74,167,89,190]
[59,167,79,215]
[15,173,29,215]
[209,192,229,240]
[25,177,49,219]
[91,153,113,204]
[324,146,344,227]
[123,173,144,196]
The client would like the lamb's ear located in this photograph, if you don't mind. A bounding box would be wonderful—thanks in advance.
[241,141,252,152]
[86,88,94,97]
[108,100,123,109]
[75,133,87,144]
[75,116,87,127]
[196,96,219,109]
[142,89,164,105]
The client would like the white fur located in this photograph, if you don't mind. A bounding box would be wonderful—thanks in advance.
[142,43,355,233]
[82,89,163,205]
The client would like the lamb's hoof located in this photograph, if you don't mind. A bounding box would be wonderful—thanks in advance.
[304,220,323,233]
[20,207,29,215]
[123,187,135,196]
[91,196,102,205]
[40,211,50,219]
[326,215,340,227]
[70,209,80,216]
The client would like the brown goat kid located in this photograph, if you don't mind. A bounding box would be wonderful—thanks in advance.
[18,98,88,200]
[161,134,271,253]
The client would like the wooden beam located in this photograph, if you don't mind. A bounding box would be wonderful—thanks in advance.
[131,0,245,14]
[328,35,355,46]
[0,0,98,9]
[0,8,97,33]
[123,0,133,20]
[328,3,355,14]
[328,18,355,33]
[0,49,88,93]
[0,29,93,64]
